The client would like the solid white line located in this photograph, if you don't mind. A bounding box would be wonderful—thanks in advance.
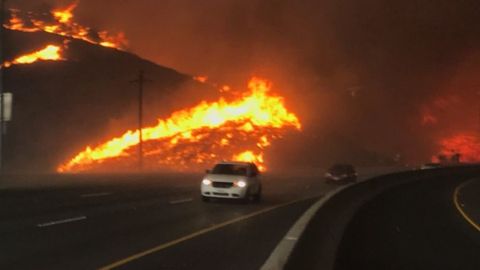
[81,192,112,198]
[261,167,422,270]
[169,198,193,205]
[37,216,87,227]
[261,183,353,270]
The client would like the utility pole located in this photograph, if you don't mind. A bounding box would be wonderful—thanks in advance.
[131,70,150,171]
[478,91,480,137]
[478,101,480,137]
[0,0,5,174]
[476,89,480,138]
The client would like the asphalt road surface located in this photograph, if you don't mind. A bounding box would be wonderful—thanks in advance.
[0,168,399,270]
[335,171,480,270]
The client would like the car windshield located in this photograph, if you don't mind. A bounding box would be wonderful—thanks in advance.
[211,164,248,176]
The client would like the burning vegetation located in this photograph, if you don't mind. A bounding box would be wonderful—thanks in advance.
[434,133,480,163]
[5,2,127,50]
[2,44,65,67]
[2,1,127,68]
[2,2,303,173]
[1,1,129,69]
[58,78,301,173]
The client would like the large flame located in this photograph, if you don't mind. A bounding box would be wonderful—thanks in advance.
[232,151,265,169]
[5,2,127,50]
[3,44,64,67]
[58,77,301,173]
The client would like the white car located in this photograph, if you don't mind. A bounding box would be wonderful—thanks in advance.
[201,161,262,202]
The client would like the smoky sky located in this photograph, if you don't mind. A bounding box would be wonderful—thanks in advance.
[8,0,477,80]
[6,0,480,162]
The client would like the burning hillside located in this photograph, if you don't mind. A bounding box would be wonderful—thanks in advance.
[0,3,203,172]
[58,78,301,173]
[1,2,127,68]
[3,44,65,67]
[434,133,480,163]
[4,2,127,50]
[3,1,303,173]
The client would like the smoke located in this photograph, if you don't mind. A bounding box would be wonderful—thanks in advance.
[6,0,480,165]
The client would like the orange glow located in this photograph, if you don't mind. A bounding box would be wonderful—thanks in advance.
[193,76,208,83]
[221,85,231,92]
[233,151,265,171]
[53,3,77,23]
[421,108,438,126]
[6,11,37,32]
[3,44,64,67]
[434,133,480,163]
[257,135,270,148]
[58,77,301,172]
[5,3,128,50]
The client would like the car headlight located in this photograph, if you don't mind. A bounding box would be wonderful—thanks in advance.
[202,179,212,185]
[235,180,247,188]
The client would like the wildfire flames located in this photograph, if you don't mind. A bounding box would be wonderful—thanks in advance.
[4,2,127,50]
[58,77,301,173]
[434,133,480,163]
[3,44,64,67]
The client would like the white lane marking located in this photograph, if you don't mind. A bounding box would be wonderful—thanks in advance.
[99,197,316,270]
[261,184,353,270]
[169,198,193,205]
[37,216,87,227]
[285,236,298,241]
[81,192,112,198]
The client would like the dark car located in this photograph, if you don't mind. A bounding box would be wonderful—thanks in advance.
[325,164,357,184]
[420,163,442,170]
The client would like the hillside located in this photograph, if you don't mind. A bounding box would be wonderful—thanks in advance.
[2,31,393,173]
[3,29,215,172]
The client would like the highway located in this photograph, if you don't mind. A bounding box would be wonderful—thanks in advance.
[0,169,391,270]
[4,167,479,270]
[333,169,480,270]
